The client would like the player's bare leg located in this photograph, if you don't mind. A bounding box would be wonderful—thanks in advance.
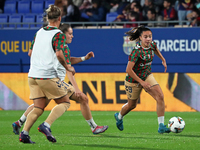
[70,93,108,134]
[120,99,138,116]
[148,85,165,117]
[147,84,170,133]
[114,99,138,131]
[71,92,92,120]
[12,104,34,135]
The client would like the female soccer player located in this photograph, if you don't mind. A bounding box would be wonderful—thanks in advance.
[14,23,108,143]
[114,26,170,134]
[19,4,75,144]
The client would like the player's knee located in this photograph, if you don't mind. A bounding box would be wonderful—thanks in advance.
[80,94,88,104]
[33,107,44,117]
[157,93,164,102]
[127,102,137,110]
[130,104,137,109]
[63,102,71,111]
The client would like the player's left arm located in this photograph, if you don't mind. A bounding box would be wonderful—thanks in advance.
[70,51,94,65]
[154,47,167,72]
[28,33,37,57]
[28,49,32,57]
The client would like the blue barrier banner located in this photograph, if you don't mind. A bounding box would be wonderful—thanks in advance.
[0,28,200,73]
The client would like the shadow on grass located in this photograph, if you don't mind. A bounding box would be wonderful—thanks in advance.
[65,143,167,150]
[65,133,172,140]
[63,134,123,138]
[101,134,171,140]
[168,134,200,138]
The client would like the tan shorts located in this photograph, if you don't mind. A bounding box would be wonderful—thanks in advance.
[28,78,75,100]
[124,74,158,100]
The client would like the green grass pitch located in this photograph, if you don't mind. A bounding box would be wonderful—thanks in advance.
[0,111,200,150]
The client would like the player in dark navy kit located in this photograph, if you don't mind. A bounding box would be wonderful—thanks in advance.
[114,26,170,134]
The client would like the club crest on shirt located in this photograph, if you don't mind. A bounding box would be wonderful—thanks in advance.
[123,36,136,55]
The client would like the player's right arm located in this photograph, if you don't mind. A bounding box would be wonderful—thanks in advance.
[66,65,82,98]
[126,61,151,91]
[126,49,151,91]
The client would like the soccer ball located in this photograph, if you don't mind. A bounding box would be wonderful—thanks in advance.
[168,116,185,133]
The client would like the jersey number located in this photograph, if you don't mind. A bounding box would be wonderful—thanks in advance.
[125,85,132,93]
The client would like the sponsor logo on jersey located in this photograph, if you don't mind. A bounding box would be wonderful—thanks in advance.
[139,61,152,66]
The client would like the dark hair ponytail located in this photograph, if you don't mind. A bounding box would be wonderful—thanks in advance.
[59,23,71,33]
[125,26,151,41]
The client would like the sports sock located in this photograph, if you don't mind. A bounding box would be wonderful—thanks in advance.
[23,107,43,132]
[119,103,127,120]
[22,130,29,135]
[86,118,97,131]
[118,112,123,120]
[18,114,27,127]
[45,103,70,126]
[44,122,50,128]
[158,116,164,124]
